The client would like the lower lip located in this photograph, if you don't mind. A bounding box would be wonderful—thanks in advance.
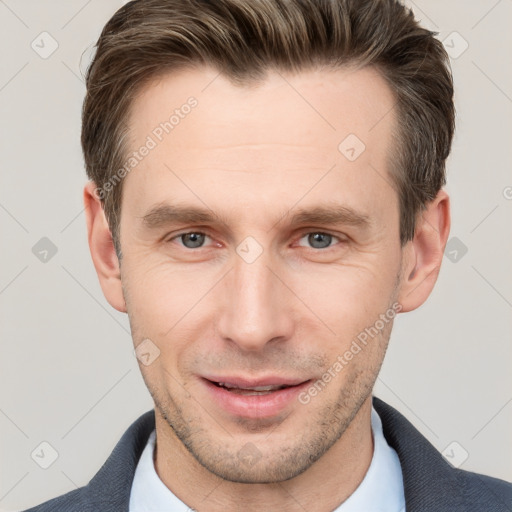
[201,378,311,419]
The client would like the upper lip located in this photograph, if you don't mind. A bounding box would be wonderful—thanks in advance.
[202,375,309,389]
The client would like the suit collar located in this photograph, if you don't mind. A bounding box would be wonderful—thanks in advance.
[373,396,467,511]
[85,409,155,511]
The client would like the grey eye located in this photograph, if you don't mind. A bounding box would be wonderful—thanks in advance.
[305,233,333,249]
[180,232,206,248]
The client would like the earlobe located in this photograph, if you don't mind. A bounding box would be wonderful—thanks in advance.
[398,189,451,313]
[83,182,126,313]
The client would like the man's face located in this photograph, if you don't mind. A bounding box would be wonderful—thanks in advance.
[119,66,404,482]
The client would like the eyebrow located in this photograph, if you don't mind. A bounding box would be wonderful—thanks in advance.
[139,203,372,231]
[140,204,224,228]
[289,205,371,229]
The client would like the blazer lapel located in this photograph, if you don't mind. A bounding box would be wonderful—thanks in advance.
[373,396,467,512]
[84,410,155,511]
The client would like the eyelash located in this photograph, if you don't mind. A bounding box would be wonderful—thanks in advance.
[167,230,346,250]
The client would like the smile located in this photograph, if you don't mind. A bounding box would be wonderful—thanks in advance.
[201,375,312,418]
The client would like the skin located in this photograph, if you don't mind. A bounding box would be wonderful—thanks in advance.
[84,66,450,511]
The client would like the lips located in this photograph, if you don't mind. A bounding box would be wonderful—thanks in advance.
[201,375,311,418]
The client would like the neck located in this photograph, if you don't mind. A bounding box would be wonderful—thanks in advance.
[153,395,374,512]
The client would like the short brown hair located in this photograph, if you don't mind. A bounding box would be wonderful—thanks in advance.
[82,0,454,255]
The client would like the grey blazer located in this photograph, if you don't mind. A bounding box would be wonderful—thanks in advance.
[22,397,512,511]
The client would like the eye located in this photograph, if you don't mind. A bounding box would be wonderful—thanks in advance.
[173,232,211,249]
[297,232,341,249]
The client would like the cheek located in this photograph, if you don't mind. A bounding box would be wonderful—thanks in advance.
[289,257,399,340]
[124,268,209,394]
[123,256,220,341]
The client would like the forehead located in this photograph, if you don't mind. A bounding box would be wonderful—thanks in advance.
[128,64,396,149]
[122,65,398,229]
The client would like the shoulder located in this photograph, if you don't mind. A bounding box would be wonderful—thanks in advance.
[373,396,512,511]
[21,488,89,512]
[21,410,155,512]
[453,468,512,509]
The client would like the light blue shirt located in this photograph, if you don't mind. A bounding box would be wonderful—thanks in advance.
[129,407,406,511]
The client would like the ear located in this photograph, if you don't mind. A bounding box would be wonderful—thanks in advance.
[83,182,126,313]
[397,189,451,313]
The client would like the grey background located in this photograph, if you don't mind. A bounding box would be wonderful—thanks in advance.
[1,1,511,510]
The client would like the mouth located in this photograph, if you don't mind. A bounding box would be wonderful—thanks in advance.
[200,375,312,418]
[210,380,295,395]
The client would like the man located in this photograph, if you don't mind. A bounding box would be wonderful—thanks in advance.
[24,0,512,511]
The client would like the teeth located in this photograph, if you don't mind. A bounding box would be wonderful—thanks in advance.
[217,382,286,392]
[229,389,276,396]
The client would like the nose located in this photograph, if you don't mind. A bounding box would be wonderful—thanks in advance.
[216,251,295,352]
